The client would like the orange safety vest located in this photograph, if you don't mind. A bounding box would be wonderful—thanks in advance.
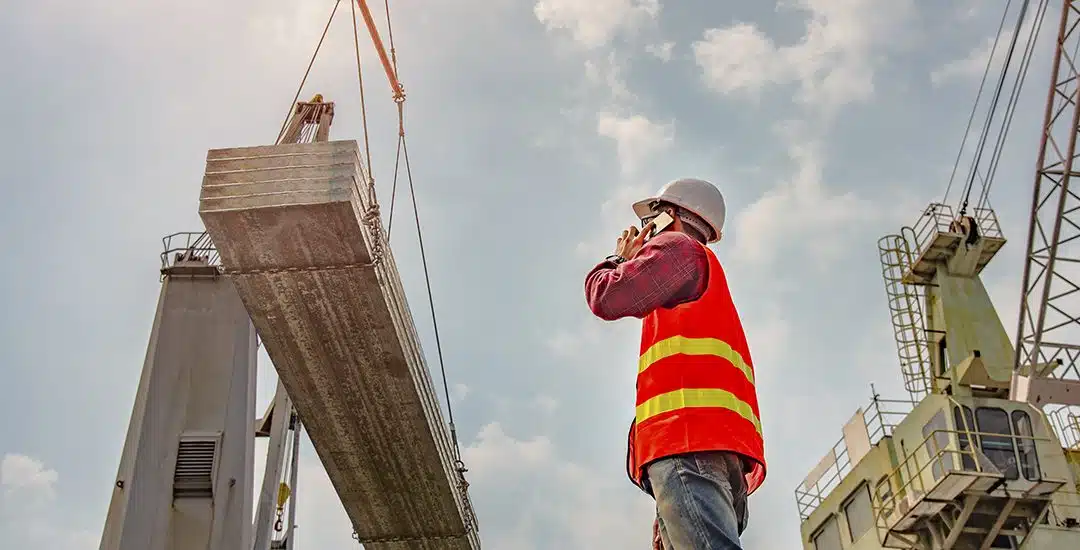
[626,242,766,495]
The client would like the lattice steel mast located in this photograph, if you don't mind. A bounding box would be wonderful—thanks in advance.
[1015,0,1080,386]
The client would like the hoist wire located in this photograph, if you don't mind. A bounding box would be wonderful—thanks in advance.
[386,135,403,238]
[274,0,342,145]
[399,132,463,455]
[943,0,1014,207]
[978,0,1050,212]
[381,0,404,240]
[959,0,1033,213]
[383,0,400,73]
[363,0,465,458]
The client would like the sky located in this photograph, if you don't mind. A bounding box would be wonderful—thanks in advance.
[0,0,1063,548]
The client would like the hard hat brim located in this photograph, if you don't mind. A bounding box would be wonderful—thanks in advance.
[632,195,723,244]
[632,197,658,219]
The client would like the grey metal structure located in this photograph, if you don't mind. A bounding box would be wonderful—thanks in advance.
[253,381,301,550]
[98,233,258,550]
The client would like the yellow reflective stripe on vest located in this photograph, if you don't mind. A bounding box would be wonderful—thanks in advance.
[638,336,754,385]
[636,388,762,435]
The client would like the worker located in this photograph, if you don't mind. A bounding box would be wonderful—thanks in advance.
[583,178,766,549]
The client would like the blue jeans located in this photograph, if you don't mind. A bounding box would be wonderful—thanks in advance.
[646,451,749,550]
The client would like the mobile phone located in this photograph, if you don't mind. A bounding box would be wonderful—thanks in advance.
[648,211,675,237]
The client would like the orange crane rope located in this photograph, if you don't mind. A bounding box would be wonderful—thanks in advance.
[354,0,405,106]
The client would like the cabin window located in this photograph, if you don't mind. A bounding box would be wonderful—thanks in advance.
[1011,410,1040,481]
[953,405,977,471]
[812,514,842,550]
[974,407,1019,480]
[843,483,873,543]
[922,410,952,479]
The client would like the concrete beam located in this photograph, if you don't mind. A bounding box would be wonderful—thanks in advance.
[199,140,478,549]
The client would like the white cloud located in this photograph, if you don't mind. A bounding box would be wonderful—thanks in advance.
[645,41,675,62]
[1,453,58,501]
[574,181,652,258]
[583,52,635,103]
[693,24,783,99]
[462,422,653,547]
[0,453,97,550]
[743,313,792,387]
[534,0,661,49]
[532,394,561,414]
[930,9,1041,87]
[464,422,555,479]
[732,131,873,267]
[930,35,999,86]
[547,323,602,357]
[596,111,675,176]
[692,0,915,114]
[452,382,471,403]
[958,0,986,20]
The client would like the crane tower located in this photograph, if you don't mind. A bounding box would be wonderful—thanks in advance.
[97,233,258,550]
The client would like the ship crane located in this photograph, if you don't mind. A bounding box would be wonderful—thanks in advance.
[98,1,480,549]
[795,1,1080,549]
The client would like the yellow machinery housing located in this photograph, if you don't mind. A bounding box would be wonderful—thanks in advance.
[796,205,1080,549]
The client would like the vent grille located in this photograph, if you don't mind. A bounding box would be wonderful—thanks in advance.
[173,436,218,499]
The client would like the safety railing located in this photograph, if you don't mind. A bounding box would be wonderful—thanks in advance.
[970,206,1005,239]
[907,203,1004,262]
[795,395,913,520]
[874,426,1060,537]
[909,203,956,260]
[160,231,221,273]
[1048,405,1080,451]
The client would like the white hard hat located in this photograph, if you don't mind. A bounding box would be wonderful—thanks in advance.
[632,178,726,243]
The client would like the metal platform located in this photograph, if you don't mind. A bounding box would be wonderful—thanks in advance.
[902,204,1007,285]
[886,470,1002,533]
[198,140,479,549]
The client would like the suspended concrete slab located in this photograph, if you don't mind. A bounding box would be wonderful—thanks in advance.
[198,140,479,550]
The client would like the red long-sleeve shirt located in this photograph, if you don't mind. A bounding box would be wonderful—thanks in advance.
[584,231,710,320]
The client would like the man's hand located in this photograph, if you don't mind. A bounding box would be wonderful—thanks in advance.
[615,222,655,260]
[652,516,663,549]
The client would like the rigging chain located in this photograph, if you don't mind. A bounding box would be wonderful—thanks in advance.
[276,0,475,531]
